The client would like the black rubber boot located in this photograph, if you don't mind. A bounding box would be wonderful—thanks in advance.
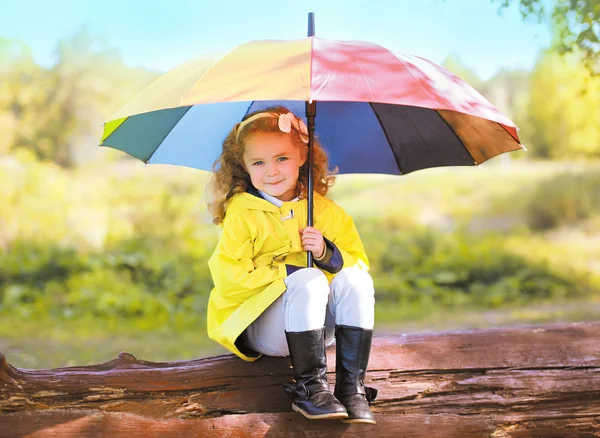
[283,327,348,420]
[334,324,378,424]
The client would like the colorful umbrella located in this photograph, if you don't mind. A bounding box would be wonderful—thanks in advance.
[100,38,522,175]
[99,16,523,265]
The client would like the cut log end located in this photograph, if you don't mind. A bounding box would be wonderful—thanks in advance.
[0,352,18,387]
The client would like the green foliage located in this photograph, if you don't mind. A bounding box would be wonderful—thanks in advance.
[0,240,215,323]
[552,0,600,72]
[0,37,43,156]
[0,31,158,167]
[524,170,600,229]
[2,159,599,328]
[361,225,584,309]
[493,0,600,73]
[526,51,600,158]
[1,159,600,367]
[0,157,216,324]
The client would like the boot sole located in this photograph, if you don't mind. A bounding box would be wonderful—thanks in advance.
[292,403,348,420]
[341,418,377,425]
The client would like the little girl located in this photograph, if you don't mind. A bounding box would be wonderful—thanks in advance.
[206,106,377,424]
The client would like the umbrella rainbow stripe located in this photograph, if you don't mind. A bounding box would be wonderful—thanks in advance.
[100,37,523,175]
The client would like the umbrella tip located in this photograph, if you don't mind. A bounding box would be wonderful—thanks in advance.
[521,144,528,152]
[307,12,315,37]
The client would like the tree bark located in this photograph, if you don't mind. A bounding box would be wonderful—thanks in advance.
[1,323,600,437]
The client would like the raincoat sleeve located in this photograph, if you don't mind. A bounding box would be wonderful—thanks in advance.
[208,211,287,304]
[313,238,343,273]
[327,203,370,271]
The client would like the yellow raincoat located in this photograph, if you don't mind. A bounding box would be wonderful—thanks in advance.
[207,192,369,361]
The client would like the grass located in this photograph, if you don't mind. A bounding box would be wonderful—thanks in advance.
[2,157,600,369]
[0,316,228,369]
[375,298,600,335]
[3,297,600,369]
[331,158,600,226]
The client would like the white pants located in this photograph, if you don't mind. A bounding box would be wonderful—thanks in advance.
[245,267,375,357]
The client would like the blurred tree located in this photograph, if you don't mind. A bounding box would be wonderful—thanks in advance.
[49,30,159,166]
[526,50,600,158]
[483,68,532,149]
[493,0,599,73]
[482,69,529,116]
[0,37,44,158]
[0,30,158,167]
[442,53,484,91]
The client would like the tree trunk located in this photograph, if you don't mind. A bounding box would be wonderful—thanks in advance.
[1,323,600,437]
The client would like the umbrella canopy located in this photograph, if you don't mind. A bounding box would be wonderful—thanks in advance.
[100,37,523,176]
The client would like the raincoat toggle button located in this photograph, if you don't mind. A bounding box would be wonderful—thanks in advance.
[273,252,288,263]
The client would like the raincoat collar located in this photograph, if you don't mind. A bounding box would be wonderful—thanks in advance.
[225,185,301,215]
[226,192,281,214]
[258,190,299,207]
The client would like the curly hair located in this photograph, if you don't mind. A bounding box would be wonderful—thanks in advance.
[207,106,337,225]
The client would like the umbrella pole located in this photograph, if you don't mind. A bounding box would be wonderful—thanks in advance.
[306,12,316,267]
[306,100,316,267]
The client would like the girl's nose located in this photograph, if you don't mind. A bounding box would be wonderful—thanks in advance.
[266,164,279,176]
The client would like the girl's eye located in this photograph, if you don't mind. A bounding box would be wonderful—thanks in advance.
[252,161,264,166]
[277,157,288,162]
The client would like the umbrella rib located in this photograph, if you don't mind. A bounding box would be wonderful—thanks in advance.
[395,55,439,106]
[240,101,255,124]
[433,110,478,165]
[182,45,241,105]
[369,103,403,175]
[144,106,193,164]
[344,42,374,101]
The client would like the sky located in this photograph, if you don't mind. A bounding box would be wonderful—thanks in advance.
[0,0,553,80]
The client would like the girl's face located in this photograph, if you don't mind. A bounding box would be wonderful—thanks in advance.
[242,131,306,202]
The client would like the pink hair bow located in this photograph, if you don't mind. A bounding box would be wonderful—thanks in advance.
[278,113,308,137]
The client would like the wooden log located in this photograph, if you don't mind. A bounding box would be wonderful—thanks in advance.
[1,323,600,437]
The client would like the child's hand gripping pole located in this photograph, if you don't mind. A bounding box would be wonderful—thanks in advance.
[299,227,326,260]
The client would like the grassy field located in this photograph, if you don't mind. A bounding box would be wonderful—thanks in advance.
[2,298,600,369]
[1,157,600,369]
